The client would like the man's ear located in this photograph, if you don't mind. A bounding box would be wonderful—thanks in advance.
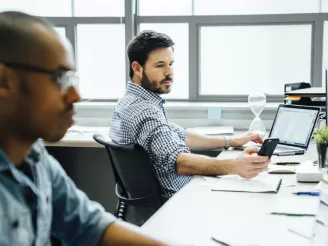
[0,64,12,98]
[131,61,143,79]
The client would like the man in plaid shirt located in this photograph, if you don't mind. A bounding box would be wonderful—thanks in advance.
[110,30,270,197]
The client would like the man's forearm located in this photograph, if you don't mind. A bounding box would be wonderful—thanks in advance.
[101,221,167,246]
[176,152,234,176]
[185,130,225,151]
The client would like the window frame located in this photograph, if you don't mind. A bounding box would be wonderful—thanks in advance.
[14,0,328,102]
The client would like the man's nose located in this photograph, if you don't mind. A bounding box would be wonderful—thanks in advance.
[165,65,173,77]
[64,86,81,104]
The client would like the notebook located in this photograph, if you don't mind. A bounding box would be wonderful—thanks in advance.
[211,175,282,193]
[270,196,319,216]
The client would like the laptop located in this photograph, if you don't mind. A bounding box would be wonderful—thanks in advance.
[241,104,320,155]
[267,104,320,155]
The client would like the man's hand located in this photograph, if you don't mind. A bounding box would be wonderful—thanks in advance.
[229,147,270,179]
[230,132,264,147]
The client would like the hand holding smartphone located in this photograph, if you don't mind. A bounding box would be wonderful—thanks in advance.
[258,138,279,159]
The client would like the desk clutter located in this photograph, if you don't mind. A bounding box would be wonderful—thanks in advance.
[204,173,328,246]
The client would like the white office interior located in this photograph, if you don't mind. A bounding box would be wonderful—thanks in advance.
[2,1,328,245]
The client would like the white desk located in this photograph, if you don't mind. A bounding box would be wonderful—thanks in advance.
[141,142,320,246]
[44,126,109,148]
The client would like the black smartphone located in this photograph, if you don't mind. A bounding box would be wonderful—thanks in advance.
[258,138,279,159]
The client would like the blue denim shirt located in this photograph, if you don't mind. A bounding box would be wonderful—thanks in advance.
[0,140,116,246]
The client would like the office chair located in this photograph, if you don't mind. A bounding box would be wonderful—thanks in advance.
[93,134,168,226]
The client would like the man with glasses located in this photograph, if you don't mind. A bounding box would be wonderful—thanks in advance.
[0,11,167,245]
[110,30,270,197]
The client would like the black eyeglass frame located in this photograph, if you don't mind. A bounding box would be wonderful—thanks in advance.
[1,62,79,94]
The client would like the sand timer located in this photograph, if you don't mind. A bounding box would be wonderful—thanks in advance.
[248,93,266,138]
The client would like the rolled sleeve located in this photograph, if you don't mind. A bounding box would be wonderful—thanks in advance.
[46,155,117,246]
[133,108,190,172]
[169,122,187,141]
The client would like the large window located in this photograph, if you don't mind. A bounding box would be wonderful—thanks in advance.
[138,0,192,16]
[74,0,124,17]
[2,0,328,101]
[76,24,126,99]
[0,0,72,16]
[200,25,312,95]
[194,0,320,15]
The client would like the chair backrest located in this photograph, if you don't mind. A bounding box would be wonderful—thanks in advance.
[93,134,165,208]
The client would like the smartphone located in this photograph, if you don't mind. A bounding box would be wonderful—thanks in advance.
[258,138,279,159]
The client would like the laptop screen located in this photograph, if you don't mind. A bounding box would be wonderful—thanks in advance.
[270,106,319,148]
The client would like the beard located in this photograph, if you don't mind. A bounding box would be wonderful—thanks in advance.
[140,71,173,94]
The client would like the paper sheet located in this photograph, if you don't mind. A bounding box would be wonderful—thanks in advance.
[211,175,282,193]
[270,196,319,216]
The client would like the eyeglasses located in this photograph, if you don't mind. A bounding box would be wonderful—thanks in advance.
[2,62,79,95]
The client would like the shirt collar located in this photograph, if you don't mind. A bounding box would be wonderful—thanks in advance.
[0,141,41,173]
[126,81,165,106]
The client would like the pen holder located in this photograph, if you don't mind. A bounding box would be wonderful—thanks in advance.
[317,143,328,170]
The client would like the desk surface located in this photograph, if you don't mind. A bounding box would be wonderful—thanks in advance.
[44,126,109,148]
[43,126,235,148]
[141,142,320,246]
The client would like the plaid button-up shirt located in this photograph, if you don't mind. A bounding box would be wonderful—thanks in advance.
[110,82,193,196]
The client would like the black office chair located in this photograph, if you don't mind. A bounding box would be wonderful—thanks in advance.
[93,134,168,226]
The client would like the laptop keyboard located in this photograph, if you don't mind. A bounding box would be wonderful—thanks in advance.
[275,145,301,153]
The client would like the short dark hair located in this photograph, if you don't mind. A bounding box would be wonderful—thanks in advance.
[0,11,56,63]
[127,30,175,79]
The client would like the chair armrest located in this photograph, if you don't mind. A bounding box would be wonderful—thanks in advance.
[115,183,154,207]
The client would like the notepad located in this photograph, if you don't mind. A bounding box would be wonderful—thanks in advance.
[211,175,282,193]
[270,197,319,216]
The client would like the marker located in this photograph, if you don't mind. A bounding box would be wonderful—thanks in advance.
[293,191,320,196]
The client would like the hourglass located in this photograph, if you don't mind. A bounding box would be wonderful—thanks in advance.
[248,93,266,138]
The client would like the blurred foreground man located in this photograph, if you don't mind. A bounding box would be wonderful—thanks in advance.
[0,11,167,246]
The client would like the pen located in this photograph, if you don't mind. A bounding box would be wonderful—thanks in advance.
[293,191,320,196]
[270,212,315,217]
[275,162,300,165]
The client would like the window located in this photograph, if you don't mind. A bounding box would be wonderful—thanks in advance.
[194,0,320,15]
[0,0,72,16]
[139,23,189,99]
[76,24,126,99]
[200,25,312,96]
[138,0,192,16]
[322,0,328,13]
[74,0,124,17]
[2,1,328,101]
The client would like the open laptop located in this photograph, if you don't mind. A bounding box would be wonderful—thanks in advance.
[267,104,320,155]
[241,104,320,155]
